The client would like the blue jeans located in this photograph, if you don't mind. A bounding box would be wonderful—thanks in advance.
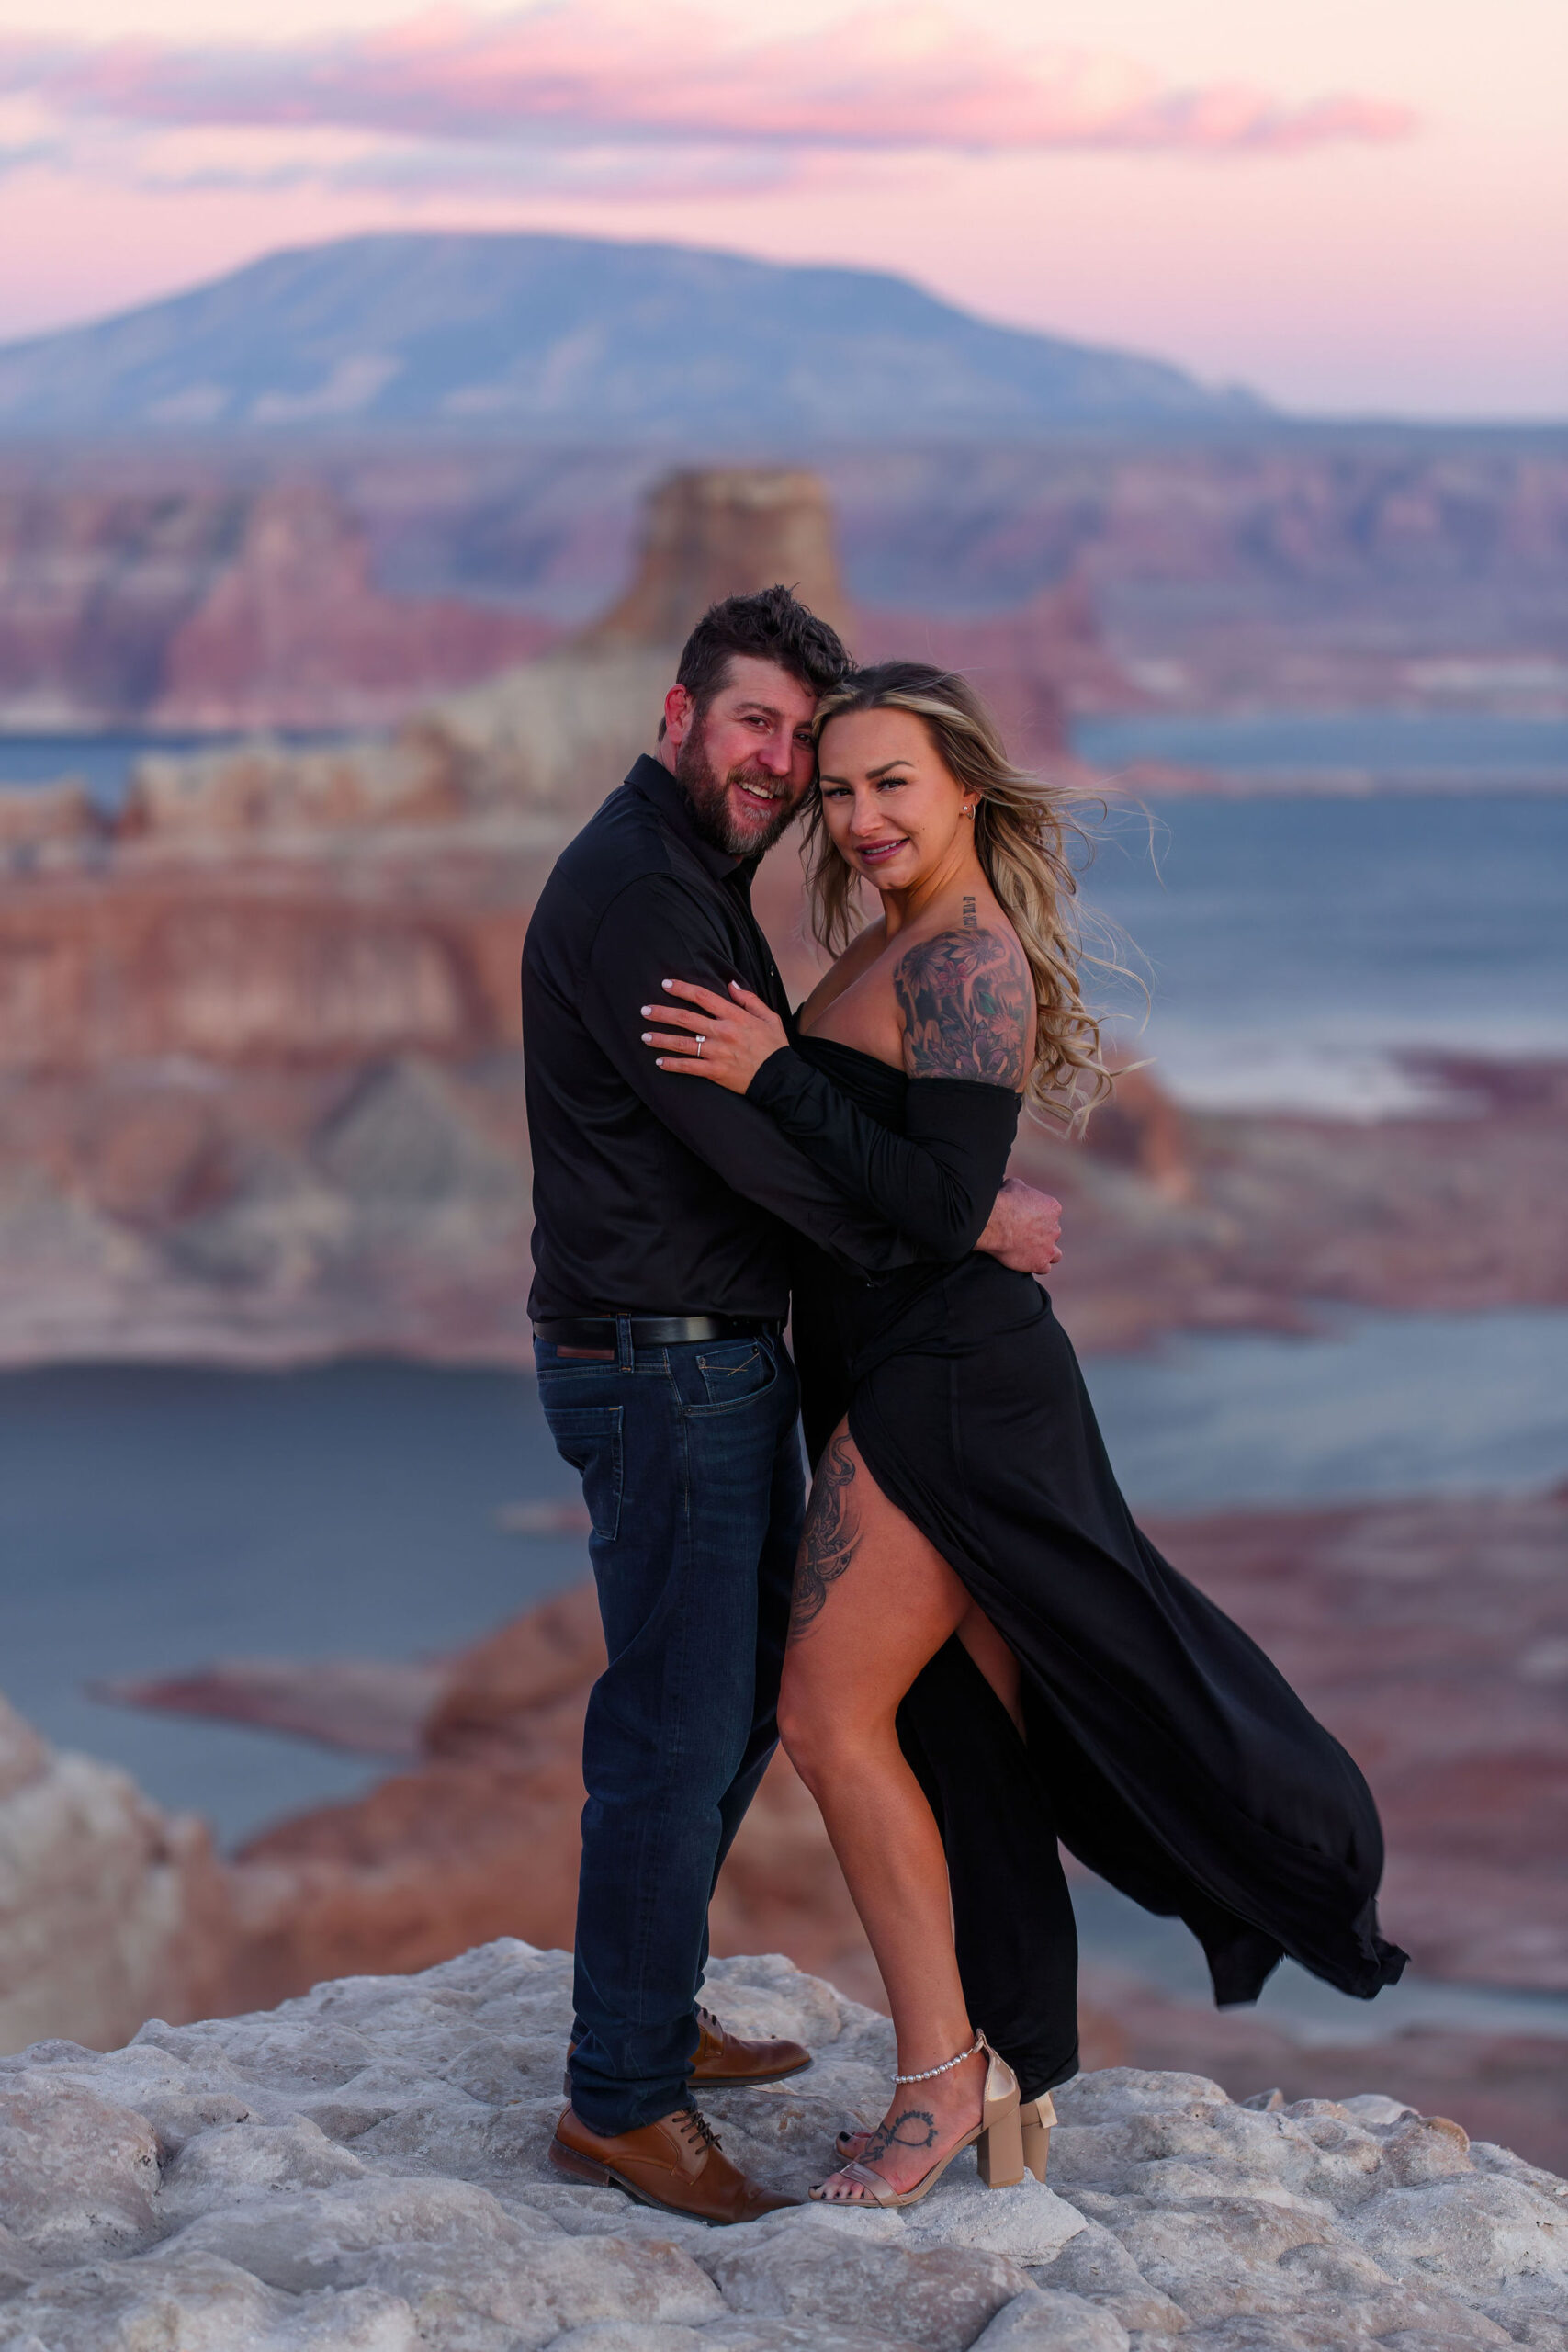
[535,1323,805,2134]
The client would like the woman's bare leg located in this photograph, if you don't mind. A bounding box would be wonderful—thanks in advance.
[777,1423,1013,2197]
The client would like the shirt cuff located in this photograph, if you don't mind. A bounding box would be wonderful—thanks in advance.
[744,1044,808,1110]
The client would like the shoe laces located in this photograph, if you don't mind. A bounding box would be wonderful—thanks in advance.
[676,2103,721,2154]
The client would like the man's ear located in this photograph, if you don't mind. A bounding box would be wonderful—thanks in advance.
[662,683,694,755]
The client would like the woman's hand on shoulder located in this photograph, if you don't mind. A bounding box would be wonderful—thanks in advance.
[641,978,789,1095]
[892,918,1033,1089]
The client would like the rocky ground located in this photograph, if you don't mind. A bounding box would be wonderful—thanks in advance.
[1010,1055,1568,1354]
[3,1942,1567,2352]
[1082,1966,1568,2220]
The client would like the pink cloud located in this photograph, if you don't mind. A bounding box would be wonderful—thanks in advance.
[0,5,1416,161]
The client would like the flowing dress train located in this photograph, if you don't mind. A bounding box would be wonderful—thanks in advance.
[750,1033,1407,2052]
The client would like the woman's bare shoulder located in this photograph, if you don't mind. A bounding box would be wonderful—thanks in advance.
[891,903,1032,1089]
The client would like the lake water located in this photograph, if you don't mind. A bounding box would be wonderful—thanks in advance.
[5,712,1566,810]
[6,1306,1567,1849]
[1074,709,1568,790]
[0,729,350,812]
[1080,789,1568,1113]
[5,729,1566,1117]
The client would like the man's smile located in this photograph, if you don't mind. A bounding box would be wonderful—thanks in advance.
[731,774,788,808]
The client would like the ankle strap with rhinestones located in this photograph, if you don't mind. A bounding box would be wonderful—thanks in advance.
[893,2027,984,2085]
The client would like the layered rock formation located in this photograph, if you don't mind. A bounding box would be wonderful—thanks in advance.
[4,743,1564,1363]
[0,1940,1564,2352]
[10,425,1563,732]
[1018,1054,1568,1353]
[0,1698,231,2057]
[222,1587,894,2028]
[0,468,558,730]
[333,425,1568,717]
[833,436,1568,713]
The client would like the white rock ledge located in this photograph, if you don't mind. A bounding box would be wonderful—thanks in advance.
[1,1940,1565,2351]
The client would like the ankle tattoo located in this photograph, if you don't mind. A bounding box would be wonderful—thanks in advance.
[863,2107,937,2164]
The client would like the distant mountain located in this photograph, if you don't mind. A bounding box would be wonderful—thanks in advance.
[0,232,1262,442]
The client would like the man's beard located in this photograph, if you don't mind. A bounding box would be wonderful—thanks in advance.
[675,721,798,859]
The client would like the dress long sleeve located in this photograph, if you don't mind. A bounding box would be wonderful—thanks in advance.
[579,879,922,1280]
[746,1046,1020,1259]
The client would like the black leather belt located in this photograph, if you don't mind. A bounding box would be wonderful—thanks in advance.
[534,1314,774,1348]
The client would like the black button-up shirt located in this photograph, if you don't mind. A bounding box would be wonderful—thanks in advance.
[523,754,914,1318]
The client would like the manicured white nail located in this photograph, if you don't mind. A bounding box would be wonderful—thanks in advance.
[641,1032,652,1043]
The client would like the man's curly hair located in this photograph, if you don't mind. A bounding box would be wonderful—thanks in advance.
[674,584,851,717]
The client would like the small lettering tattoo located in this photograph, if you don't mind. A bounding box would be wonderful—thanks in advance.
[894,925,1032,1089]
[962,894,979,931]
[788,1433,859,1642]
[863,2107,939,2163]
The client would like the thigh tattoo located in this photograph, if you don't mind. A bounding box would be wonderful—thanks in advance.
[789,1433,860,1642]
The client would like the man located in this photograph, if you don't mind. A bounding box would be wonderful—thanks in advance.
[523,587,1061,2224]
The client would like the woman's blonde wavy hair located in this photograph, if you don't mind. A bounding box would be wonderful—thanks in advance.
[803,661,1122,1123]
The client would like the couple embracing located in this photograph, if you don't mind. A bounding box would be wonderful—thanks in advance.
[522,587,1404,2223]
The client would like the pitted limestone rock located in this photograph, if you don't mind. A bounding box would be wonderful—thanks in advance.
[701,2216,1026,2348]
[0,1942,1565,2351]
[0,2077,162,2262]
[898,2177,1086,2265]
[968,2285,1129,2349]
[1028,2218,1187,2336]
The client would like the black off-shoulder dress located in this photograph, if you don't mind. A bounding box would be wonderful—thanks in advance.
[748,1033,1406,2094]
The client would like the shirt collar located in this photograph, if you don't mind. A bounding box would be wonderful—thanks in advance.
[626,752,755,886]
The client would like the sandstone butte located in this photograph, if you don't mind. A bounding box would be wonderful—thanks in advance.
[2,465,1566,1369]
[1,1938,1567,2352]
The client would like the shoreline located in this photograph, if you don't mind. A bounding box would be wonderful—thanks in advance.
[0,1288,1564,1382]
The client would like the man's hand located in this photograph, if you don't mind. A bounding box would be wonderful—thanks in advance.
[976,1176,1063,1274]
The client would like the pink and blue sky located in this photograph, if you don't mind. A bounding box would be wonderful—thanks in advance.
[0,0,1562,416]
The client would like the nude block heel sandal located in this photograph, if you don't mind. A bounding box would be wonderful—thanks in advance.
[810,2030,1023,2208]
[835,2081,1053,2179]
[1020,2092,1055,2182]
[975,2086,1026,2188]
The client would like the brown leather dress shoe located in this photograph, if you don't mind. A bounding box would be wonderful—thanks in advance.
[549,2101,799,2224]
[562,2004,811,2097]
[690,2001,811,2087]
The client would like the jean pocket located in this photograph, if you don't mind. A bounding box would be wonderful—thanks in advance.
[539,1401,624,1541]
[693,1339,777,1411]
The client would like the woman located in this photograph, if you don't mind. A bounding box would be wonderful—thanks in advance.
[640,662,1405,2208]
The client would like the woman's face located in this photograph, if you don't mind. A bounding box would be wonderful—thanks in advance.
[816,707,973,895]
